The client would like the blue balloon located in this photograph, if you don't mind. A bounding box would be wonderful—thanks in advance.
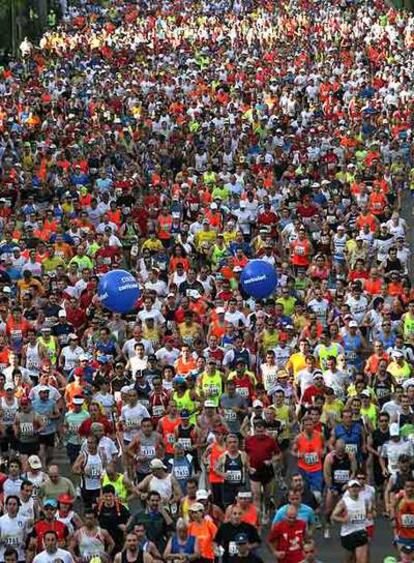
[240,260,278,299]
[98,269,141,313]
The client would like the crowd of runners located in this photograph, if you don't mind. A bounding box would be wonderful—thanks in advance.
[0,0,414,561]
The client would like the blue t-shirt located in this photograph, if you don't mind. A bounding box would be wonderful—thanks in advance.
[272,503,315,526]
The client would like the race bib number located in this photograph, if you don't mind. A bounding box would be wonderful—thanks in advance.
[140,445,156,458]
[125,418,139,429]
[350,511,365,523]
[304,452,318,465]
[68,422,80,434]
[174,466,190,479]
[235,387,249,398]
[178,438,192,450]
[167,433,175,444]
[206,384,219,396]
[228,542,238,555]
[401,514,414,527]
[86,465,101,478]
[334,470,350,483]
[152,406,165,417]
[345,443,358,455]
[20,422,34,437]
[224,409,237,422]
[226,470,242,483]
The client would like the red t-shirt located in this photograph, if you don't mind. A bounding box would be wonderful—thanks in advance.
[267,519,306,563]
[34,520,68,551]
[245,434,279,469]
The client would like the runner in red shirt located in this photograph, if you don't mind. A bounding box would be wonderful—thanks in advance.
[267,505,306,563]
[33,498,69,551]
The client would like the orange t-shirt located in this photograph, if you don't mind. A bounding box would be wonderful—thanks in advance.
[188,519,217,559]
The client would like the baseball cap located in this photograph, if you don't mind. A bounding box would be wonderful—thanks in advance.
[28,455,42,469]
[72,395,85,405]
[234,533,249,544]
[43,498,58,508]
[79,354,89,361]
[253,399,263,408]
[360,390,370,397]
[392,350,404,359]
[347,480,361,488]
[180,409,190,419]
[349,320,358,328]
[196,489,210,501]
[38,385,50,393]
[237,491,252,499]
[390,423,400,436]
[204,400,216,408]
[150,459,167,470]
[188,502,204,512]
[4,383,14,391]
[58,310,67,318]
[58,494,74,504]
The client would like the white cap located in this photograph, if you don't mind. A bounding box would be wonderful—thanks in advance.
[390,423,400,437]
[347,479,361,488]
[188,502,205,512]
[28,455,42,469]
[253,400,263,408]
[4,383,14,391]
[216,307,225,314]
[210,202,218,210]
[392,350,404,359]
[38,385,50,392]
[239,201,246,208]
[349,320,358,328]
[79,354,89,361]
[58,310,67,318]
[72,396,85,405]
[204,400,216,408]
[196,489,210,501]
[150,459,167,470]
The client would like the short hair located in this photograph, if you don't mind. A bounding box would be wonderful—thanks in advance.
[102,484,115,495]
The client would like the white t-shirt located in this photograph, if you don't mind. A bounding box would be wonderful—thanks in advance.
[296,369,315,396]
[0,513,30,560]
[121,403,150,442]
[224,311,247,327]
[60,345,84,371]
[33,548,74,563]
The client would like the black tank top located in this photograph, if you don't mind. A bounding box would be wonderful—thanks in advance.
[373,376,392,407]
[177,424,195,451]
[224,452,244,487]
[121,548,144,563]
[331,453,352,486]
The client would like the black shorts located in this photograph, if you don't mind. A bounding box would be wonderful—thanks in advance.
[0,427,16,452]
[81,488,100,508]
[250,464,274,485]
[17,442,39,456]
[341,530,368,552]
[38,433,55,447]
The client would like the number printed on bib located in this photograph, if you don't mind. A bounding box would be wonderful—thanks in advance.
[226,470,242,483]
[304,452,318,465]
[401,514,414,527]
[334,470,350,483]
